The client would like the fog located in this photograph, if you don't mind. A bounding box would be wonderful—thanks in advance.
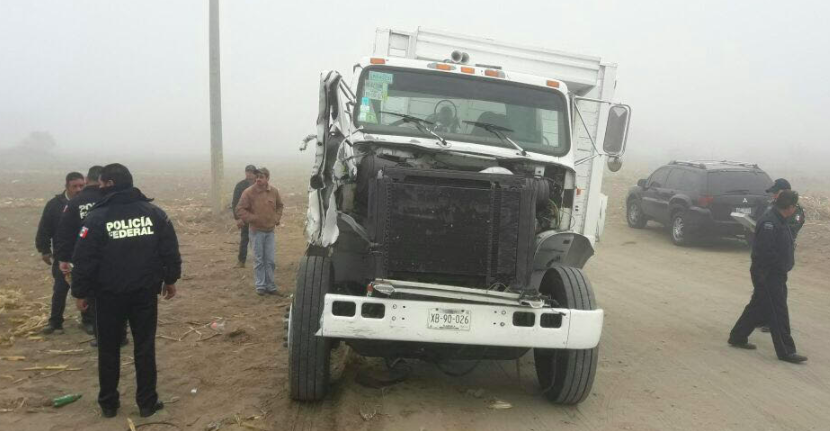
[2,0,829,174]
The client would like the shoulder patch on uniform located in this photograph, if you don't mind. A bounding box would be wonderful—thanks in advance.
[763,221,774,230]
[79,227,89,238]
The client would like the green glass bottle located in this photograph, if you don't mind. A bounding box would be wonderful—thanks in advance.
[52,394,82,407]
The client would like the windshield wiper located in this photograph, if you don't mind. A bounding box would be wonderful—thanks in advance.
[462,120,527,156]
[380,111,449,148]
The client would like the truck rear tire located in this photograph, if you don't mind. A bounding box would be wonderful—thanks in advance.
[534,266,599,405]
[289,252,333,401]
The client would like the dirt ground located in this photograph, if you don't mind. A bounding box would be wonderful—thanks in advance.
[1,160,828,431]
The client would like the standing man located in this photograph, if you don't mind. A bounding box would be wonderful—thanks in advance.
[765,178,806,239]
[235,167,284,296]
[71,163,182,418]
[54,165,104,336]
[36,172,85,334]
[231,165,257,268]
[728,190,807,364]
[757,178,805,333]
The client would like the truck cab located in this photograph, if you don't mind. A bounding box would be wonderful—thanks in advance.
[288,27,632,405]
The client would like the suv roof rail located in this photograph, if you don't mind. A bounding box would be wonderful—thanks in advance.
[670,159,759,169]
[669,160,705,169]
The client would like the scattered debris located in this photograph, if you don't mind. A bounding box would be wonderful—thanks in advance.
[52,393,82,407]
[21,365,81,372]
[132,420,181,430]
[359,403,386,421]
[209,320,226,332]
[45,349,84,355]
[488,399,513,410]
[197,333,221,342]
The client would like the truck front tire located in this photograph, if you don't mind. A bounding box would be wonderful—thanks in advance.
[289,252,333,401]
[534,266,599,405]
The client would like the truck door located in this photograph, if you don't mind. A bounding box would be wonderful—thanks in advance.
[641,167,670,220]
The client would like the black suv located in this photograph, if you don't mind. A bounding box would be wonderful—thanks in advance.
[626,160,772,245]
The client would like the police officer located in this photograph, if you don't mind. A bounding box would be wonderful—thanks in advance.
[755,178,806,333]
[54,165,104,336]
[728,190,807,364]
[71,163,182,418]
[36,171,85,334]
[765,178,806,238]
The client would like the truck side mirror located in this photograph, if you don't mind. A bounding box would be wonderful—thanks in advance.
[603,105,631,156]
[637,179,647,188]
[606,156,622,172]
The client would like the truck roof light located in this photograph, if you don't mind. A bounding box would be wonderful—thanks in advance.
[370,58,386,65]
[546,80,560,88]
[485,69,505,78]
[460,66,475,74]
[427,62,455,71]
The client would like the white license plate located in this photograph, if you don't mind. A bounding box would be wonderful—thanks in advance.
[735,207,752,214]
[427,308,471,331]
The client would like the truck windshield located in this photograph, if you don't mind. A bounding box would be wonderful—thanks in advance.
[354,67,570,157]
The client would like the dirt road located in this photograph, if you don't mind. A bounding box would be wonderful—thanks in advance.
[1,163,828,431]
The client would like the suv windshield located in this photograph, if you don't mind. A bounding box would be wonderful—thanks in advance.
[354,67,570,157]
[707,171,772,195]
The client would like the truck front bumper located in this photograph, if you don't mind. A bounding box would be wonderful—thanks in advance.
[317,294,603,350]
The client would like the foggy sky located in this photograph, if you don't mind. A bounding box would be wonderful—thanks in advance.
[1,0,829,170]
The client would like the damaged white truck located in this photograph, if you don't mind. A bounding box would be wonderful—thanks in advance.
[289,27,631,404]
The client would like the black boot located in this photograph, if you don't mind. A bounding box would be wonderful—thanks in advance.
[139,401,164,418]
[779,353,808,364]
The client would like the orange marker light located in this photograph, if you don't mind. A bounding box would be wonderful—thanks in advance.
[370,58,386,65]
[484,69,504,78]
[435,63,453,71]
[546,80,560,88]
[461,66,475,74]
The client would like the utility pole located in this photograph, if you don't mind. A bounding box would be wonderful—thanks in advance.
[209,0,224,214]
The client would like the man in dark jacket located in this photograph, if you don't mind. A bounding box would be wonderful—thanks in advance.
[71,163,182,418]
[54,165,104,335]
[765,178,806,239]
[36,171,85,334]
[756,178,805,334]
[231,165,257,267]
[728,190,807,364]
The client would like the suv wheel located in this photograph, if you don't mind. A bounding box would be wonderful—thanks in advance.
[670,211,690,246]
[626,200,648,229]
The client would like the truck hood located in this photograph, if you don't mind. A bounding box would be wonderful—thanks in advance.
[353,130,576,171]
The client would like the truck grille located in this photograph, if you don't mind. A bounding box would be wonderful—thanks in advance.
[373,168,532,286]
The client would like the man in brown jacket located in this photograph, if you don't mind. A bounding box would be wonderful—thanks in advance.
[235,168,284,295]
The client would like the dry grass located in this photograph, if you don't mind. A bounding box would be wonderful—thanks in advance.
[800,194,830,221]
[0,289,49,347]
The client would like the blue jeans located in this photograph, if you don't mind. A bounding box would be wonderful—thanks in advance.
[250,229,276,292]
